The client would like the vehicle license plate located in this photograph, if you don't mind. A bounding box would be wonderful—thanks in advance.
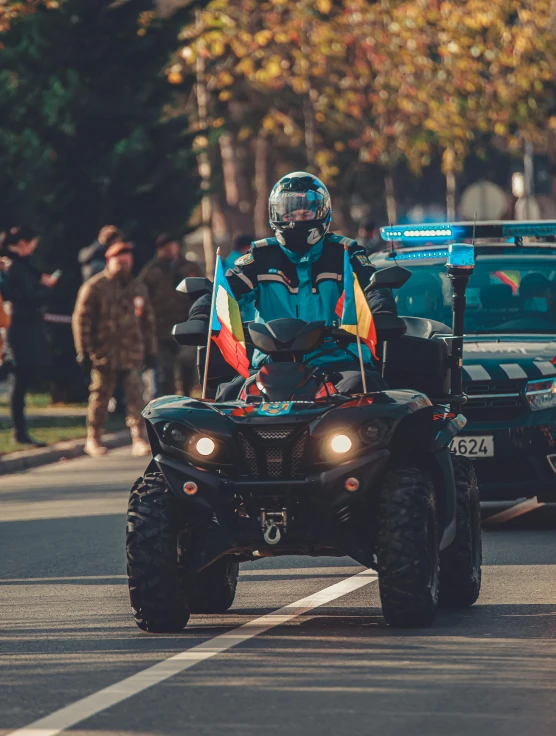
[450,435,494,457]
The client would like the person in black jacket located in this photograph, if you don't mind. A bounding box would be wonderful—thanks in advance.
[1,227,60,445]
[78,225,122,283]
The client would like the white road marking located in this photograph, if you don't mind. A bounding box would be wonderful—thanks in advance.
[534,361,556,376]
[463,364,491,381]
[499,363,528,380]
[483,496,545,524]
[6,568,378,736]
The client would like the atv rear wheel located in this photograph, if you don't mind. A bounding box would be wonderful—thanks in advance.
[126,472,189,633]
[183,557,239,614]
[439,456,482,608]
[377,466,439,628]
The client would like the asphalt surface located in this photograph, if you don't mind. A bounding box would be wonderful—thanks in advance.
[1,449,556,736]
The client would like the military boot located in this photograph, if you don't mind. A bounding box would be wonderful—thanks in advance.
[84,428,107,457]
[130,425,150,457]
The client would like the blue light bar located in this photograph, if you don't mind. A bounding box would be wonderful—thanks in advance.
[391,248,450,261]
[381,220,556,242]
[501,221,556,238]
[381,225,455,241]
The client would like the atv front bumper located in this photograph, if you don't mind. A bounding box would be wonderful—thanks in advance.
[154,449,391,571]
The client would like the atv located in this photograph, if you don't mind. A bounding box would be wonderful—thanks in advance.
[126,244,482,632]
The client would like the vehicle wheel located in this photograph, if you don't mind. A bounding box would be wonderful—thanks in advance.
[377,466,439,628]
[126,472,189,633]
[183,557,239,614]
[439,456,482,608]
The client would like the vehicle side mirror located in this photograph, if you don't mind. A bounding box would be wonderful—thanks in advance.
[176,277,212,295]
[367,265,412,292]
[172,319,209,346]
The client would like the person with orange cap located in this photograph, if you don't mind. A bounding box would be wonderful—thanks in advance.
[72,241,157,457]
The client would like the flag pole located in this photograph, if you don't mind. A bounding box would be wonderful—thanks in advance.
[202,247,220,399]
[355,319,368,394]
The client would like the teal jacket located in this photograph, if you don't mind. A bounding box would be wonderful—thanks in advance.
[190,233,397,369]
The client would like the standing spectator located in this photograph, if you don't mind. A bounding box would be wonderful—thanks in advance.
[358,220,384,256]
[1,227,60,445]
[72,241,157,457]
[78,225,123,283]
[0,256,12,380]
[223,233,254,271]
[139,234,201,397]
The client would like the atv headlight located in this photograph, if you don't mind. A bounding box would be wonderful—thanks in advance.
[359,419,391,446]
[330,433,353,454]
[159,422,190,450]
[157,422,223,463]
[526,378,556,411]
[195,436,216,456]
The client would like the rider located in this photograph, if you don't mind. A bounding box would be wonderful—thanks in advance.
[189,171,403,393]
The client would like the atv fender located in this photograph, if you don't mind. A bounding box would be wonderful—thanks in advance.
[154,454,235,573]
[432,446,457,551]
[388,408,458,552]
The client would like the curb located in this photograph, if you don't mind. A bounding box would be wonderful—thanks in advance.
[0,430,131,476]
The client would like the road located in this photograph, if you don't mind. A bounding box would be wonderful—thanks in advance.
[1,449,556,736]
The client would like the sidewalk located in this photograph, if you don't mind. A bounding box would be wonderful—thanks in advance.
[0,384,131,474]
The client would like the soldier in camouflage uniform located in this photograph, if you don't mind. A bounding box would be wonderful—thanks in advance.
[139,234,201,397]
[72,242,157,457]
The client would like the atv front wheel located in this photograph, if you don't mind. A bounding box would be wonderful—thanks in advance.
[439,456,482,608]
[377,466,439,628]
[126,472,189,633]
[183,557,239,614]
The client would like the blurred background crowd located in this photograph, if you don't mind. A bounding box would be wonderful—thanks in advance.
[1,0,556,448]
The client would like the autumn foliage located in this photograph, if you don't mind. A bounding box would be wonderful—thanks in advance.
[172,0,556,187]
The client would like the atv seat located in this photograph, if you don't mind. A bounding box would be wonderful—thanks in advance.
[383,316,452,398]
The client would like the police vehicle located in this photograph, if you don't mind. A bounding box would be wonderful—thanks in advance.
[376,220,556,502]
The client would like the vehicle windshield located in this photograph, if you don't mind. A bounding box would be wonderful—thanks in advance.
[396,255,556,334]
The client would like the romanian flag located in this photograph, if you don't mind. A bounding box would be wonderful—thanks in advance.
[211,255,250,378]
[335,246,378,360]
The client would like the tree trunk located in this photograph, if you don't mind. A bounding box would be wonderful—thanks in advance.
[219,132,239,208]
[384,169,397,225]
[303,97,316,171]
[446,170,456,221]
[254,132,270,238]
[195,9,214,274]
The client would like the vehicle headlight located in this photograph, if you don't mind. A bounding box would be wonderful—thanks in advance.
[330,433,353,454]
[526,378,556,411]
[359,419,391,446]
[195,436,216,456]
[157,422,222,462]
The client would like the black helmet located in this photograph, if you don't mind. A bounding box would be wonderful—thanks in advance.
[268,171,332,254]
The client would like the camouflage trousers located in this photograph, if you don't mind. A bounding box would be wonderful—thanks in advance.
[88,367,144,430]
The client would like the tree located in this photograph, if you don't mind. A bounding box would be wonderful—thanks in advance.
[173,0,556,226]
[0,0,201,275]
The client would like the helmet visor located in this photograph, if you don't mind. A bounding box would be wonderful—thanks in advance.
[269,191,328,223]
